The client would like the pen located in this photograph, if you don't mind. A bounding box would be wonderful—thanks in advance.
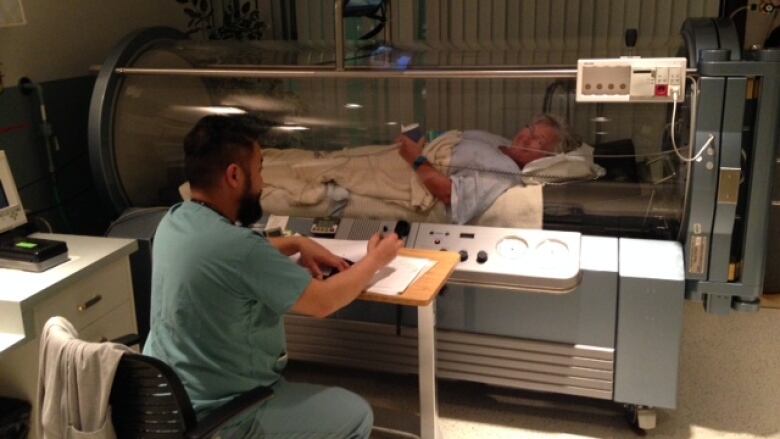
[324,258,354,280]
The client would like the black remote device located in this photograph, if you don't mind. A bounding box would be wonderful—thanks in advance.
[401,123,424,142]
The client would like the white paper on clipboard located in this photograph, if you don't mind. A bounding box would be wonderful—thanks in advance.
[296,238,436,295]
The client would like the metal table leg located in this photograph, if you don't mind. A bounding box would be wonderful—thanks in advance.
[418,301,442,439]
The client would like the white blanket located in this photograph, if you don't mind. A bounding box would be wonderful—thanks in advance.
[178,130,543,228]
[261,130,461,212]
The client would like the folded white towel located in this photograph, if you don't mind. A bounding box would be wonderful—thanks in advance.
[37,317,131,439]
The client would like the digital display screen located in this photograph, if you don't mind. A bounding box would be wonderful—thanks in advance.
[460,233,475,239]
[0,180,8,209]
[0,153,26,235]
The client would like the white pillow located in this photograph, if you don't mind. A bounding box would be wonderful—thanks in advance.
[521,144,605,184]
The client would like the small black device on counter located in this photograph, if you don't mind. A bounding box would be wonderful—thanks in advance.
[0,237,69,272]
[0,150,70,272]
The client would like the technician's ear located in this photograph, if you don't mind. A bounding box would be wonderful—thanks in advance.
[225,163,244,189]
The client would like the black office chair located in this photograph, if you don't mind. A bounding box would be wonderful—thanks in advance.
[109,337,273,439]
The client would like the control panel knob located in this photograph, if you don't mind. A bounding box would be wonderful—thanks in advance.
[393,220,411,238]
[476,250,488,264]
[458,250,468,262]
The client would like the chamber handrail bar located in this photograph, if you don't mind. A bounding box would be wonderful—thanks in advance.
[114,67,579,79]
[113,66,698,80]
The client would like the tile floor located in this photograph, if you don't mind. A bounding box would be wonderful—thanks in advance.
[285,301,780,439]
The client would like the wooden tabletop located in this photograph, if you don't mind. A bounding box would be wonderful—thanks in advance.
[359,248,460,307]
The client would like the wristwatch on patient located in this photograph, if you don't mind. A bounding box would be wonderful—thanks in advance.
[412,155,429,171]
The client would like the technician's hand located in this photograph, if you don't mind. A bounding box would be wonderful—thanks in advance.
[298,238,350,280]
[396,135,425,166]
[365,233,404,267]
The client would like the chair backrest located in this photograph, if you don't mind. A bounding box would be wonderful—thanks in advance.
[110,354,197,438]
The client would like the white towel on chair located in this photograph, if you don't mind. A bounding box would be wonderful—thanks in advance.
[37,317,131,439]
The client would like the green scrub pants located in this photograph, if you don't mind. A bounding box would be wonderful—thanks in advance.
[214,379,373,438]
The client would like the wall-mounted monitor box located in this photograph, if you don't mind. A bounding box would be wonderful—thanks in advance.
[0,150,27,234]
[576,57,687,103]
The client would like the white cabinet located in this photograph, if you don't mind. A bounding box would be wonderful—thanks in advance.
[0,234,137,439]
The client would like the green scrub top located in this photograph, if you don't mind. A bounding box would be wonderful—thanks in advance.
[143,202,312,413]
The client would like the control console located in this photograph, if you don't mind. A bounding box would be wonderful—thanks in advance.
[412,223,582,292]
[262,215,582,292]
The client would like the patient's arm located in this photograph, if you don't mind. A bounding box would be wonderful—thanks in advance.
[415,163,452,205]
[397,135,453,205]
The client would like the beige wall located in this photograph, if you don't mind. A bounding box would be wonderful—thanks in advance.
[0,0,187,84]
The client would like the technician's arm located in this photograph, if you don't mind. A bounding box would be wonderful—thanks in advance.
[267,236,302,256]
[397,135,452,205]
[269,236,350,279]
[291,233,403,318]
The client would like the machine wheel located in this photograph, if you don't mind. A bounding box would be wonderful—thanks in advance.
[624,405,657,433]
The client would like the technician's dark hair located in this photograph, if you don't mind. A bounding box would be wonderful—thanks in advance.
[183,115,272,189]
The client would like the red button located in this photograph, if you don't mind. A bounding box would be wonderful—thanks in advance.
[655,84,668,96]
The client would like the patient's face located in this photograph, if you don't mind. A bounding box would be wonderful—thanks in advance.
[508,122,561,166]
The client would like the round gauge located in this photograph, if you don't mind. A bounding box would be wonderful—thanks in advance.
[496,236,529,259]
[535,239,569,263]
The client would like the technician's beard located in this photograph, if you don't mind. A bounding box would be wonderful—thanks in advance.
[237,183,263,227]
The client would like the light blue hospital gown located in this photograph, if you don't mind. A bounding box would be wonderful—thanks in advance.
[448,130,524,224]
[144,201,373,438]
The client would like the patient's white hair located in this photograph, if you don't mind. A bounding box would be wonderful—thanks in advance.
[531,113,580,154]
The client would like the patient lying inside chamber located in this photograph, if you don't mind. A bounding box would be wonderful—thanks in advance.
[258,113,604,226]
[396,114,607,223]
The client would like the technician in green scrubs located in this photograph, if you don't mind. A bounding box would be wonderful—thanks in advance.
[144,115,403,438]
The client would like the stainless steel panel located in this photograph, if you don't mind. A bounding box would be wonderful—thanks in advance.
[285,315,614,400]
[412,223,581,291]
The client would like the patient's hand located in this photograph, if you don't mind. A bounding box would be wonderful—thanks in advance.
[396,135,425,166]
